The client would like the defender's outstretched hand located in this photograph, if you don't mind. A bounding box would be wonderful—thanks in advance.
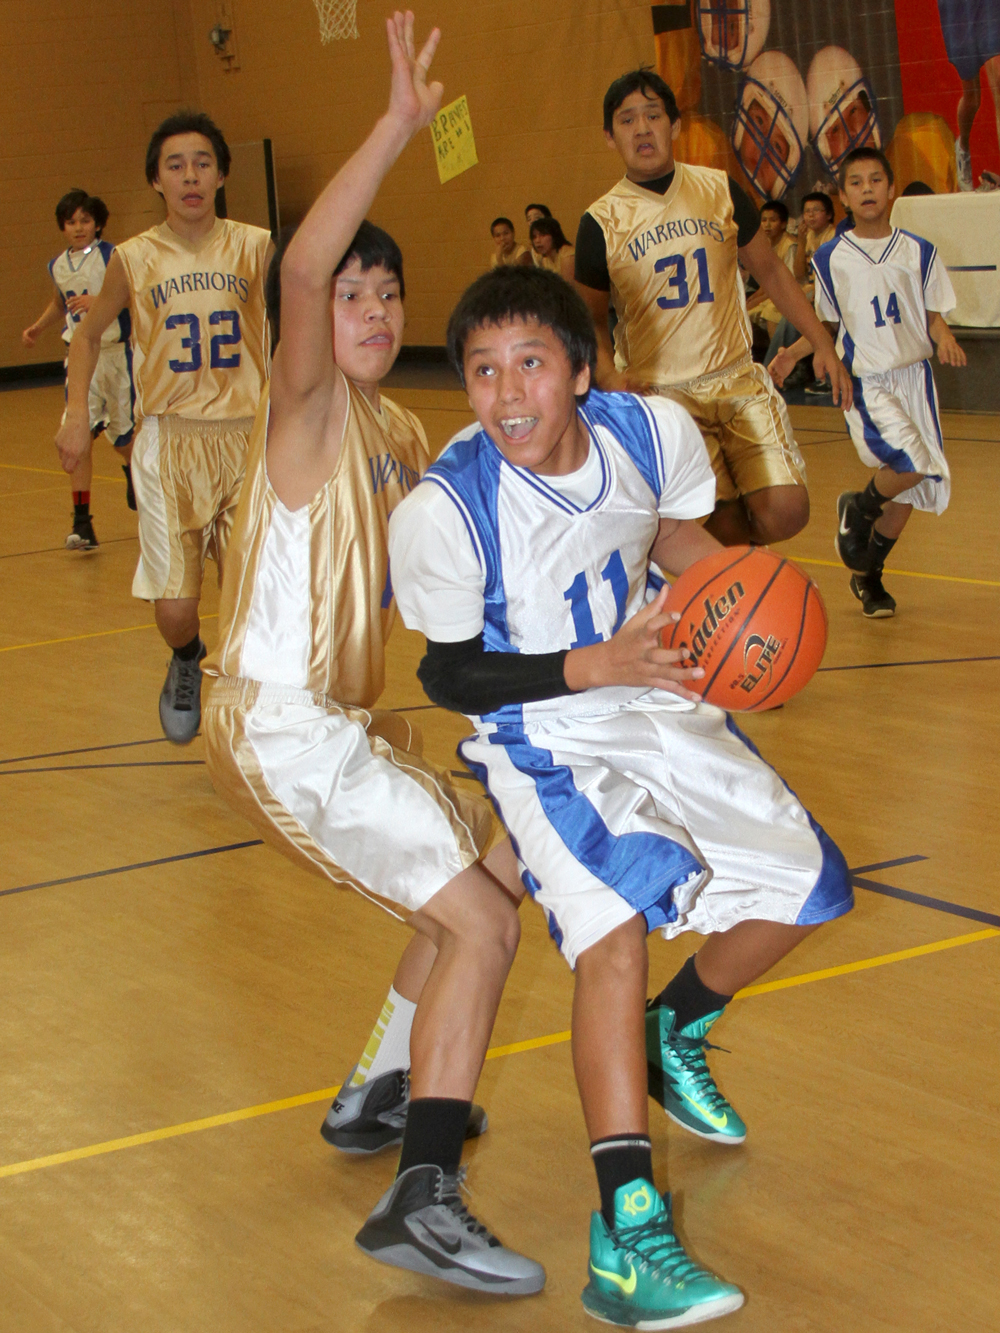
[385,11,443,131]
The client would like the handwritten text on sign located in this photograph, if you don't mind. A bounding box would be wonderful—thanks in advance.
[430,95,478,184]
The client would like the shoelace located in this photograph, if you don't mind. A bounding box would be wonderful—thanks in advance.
[439,1167,501,1248]
[613,1212,710,1283]
[669,1034,731,1112]
[170,655,202,710]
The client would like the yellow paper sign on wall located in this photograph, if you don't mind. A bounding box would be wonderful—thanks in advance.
[430,95,478,184]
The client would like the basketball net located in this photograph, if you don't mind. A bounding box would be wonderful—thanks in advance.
[312,0,358,42]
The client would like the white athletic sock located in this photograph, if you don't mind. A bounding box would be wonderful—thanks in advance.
[350,986,417,1086]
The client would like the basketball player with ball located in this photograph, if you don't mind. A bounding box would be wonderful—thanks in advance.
[388,264,853,1329]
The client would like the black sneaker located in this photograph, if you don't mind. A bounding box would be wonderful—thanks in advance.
[804,378,831,396]
[159,641,206,744]
[835,492,874,573]
[65,515,98,550]
[850,571,896,618]
[321,1066,488,1154]
[122,463,137,511]
[355,1164,546,1295]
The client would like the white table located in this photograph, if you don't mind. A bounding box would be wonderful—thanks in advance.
[890,192,1000,327]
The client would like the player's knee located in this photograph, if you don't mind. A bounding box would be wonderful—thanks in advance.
[746,484,809,543]
[577,915,646,985]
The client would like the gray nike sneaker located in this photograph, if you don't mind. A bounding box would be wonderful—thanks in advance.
[355,1164,545,1296]
[158,641,206,745]
[321,1066,488,1154]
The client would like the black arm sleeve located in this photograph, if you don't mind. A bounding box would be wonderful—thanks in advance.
[574,212,611,291]
[418,634,573,715]
[728,177,760,249]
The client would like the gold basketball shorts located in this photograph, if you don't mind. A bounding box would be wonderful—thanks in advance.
[203,677,503,918]
[652,356,806,504]
[131,413,252,602]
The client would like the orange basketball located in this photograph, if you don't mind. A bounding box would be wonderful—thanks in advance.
[661,546,827,712]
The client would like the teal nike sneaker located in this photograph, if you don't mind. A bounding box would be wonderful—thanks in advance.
[582,1178,744,1328]
[646,1005,746,1146]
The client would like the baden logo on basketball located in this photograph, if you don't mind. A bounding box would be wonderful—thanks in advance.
[676,583,746,666]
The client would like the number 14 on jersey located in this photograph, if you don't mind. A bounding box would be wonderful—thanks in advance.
[871,293,901,327]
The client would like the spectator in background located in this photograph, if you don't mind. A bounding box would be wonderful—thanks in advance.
[746,200,796,340]
[528,216,576,278]
[490,216,532,268]
[901,180,935,196]
[767,192,837,391]
[524,202,552,225]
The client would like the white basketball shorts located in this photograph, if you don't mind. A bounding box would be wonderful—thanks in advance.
[204,678,501,918]
[845,359,950,514]
[460,693,853,968]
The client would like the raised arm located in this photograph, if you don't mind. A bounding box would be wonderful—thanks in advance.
[54,251,131,472]
[740,229,852,410]
[272,11,442,411]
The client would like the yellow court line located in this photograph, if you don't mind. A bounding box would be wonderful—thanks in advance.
[736,928,1000,996]
[788,554,1000,589]
[0,926,996,1182]
[0,614,218,655]
[0,463,124,482]
[0,1086,343,1180]
[0,486,67,500]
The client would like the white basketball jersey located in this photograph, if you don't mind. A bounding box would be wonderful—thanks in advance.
[389,390,715,731]
[49,241,128,346]
[812,228,955,377]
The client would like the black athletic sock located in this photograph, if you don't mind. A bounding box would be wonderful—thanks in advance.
[652,954,733,1032]
[591,1134,654,1228]
[868,529,897,571]
[856,477,886,521]
[72,490,91,521]
[173,634,204,662]
[396,1096,471,1178]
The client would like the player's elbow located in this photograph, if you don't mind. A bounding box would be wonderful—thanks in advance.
[417,654,478,714]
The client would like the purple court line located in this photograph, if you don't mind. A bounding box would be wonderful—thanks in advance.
[852,877,1000,930]
[849,855,928,875]
[3,844,995,930]
[0,736,169,766]
[0,536,136,561]
[0,761,204,776]
[0,840,264,899]
[848,854,1000,929]
[819,655,1000,673]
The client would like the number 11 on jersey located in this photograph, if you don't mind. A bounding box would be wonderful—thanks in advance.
[563,550,630,648]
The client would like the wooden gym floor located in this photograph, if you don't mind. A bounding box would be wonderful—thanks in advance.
[1,382,998,1333]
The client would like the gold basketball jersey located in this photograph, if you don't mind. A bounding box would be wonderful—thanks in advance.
[587,164,752,386]
[116,218,271,420]
[205,374,430,708]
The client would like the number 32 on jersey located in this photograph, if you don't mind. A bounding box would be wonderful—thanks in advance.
[165,310,242,372]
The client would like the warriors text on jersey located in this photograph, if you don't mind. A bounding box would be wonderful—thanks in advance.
[812,228,956,376]
[585,164,752,385]
[50,241,129,345]
[205,372,429,708]
[115,218,271,421]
